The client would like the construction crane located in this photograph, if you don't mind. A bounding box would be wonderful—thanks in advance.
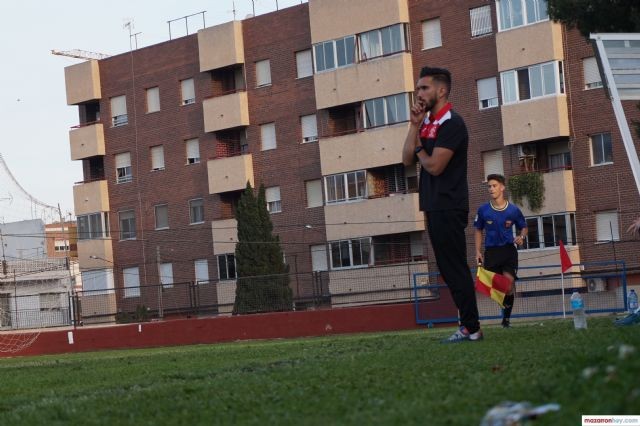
[51,49,110,60]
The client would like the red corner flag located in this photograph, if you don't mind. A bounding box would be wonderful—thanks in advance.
[475,266,513,308]
[559,240,573,273]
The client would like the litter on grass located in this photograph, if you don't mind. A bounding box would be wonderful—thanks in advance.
[480,401,560,426]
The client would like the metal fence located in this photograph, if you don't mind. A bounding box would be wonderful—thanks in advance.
[413,261,629,327]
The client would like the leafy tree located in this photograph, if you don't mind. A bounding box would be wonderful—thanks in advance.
[547,0,640,38]
[233,182,293,314]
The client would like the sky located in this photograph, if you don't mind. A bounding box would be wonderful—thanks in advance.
[0,0,305,223]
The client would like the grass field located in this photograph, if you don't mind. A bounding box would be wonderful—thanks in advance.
[0,316,638,425]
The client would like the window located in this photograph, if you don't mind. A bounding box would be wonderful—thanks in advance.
[77,212,110,240]
[296,50,313,78]
[477,77,499,109]
[306,180,323,208]
[583,57,603,89]
[123,267,140,298]
[596,210,620,242]
[159,263,174,288]
[115,152,132,183]
[301,114,318,143]
[498,0,548,31]
[501,61,563,104]
[330,237,372,269]
[325,170,367,204]
[146,87,160,113]
[119,210,136,240]
[364,93,409,128]
[180,78,195,105]
[186,138,200,164]
[470,5,493,37]
[110,95,127,127]
[39,293,61,311]
[590,133,613,165]
[194,259,209,284]
[261,123,277,151]
[154,204,169,230]
[54,240,70,252]
[265,186,282,213]
[482,150,504,180]
[522,213,577,249]
[313,36,356,72]
[549,152,571,170]
[359,24,407,61]
[218,254,236,280]
[422,18,442,50]
[189,198,204,224]
[150,145,165,171]
[310,245,328,271]
[256,59,271,87]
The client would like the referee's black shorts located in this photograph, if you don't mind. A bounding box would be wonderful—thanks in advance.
[484,244,519,279]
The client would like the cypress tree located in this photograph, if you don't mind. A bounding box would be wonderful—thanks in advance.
[233,182,293,314]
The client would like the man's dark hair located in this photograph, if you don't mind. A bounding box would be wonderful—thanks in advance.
[487,174,506,185]
[419,66,452,95]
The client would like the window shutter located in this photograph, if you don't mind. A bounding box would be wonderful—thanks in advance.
[181,78,195,104]
[306,180,323,208]
[478,77,498,102]
[261,123,277,150]
[482,150,504,179]
[296,50,313,78]
[115,152,131,169]
[123,267,140,298]
[150,145,165,170]
[146,87,160,112]
[265,186,281,203]
[301,114,318,142]
[470,5,492,37]
[194,259,209,283]
[256,60,271,86]
[583,57,602,87]
[110,95,127,117]
[310,245,328,271]
[160,263,174,287]
[422,19,442,49]
[186,138,200,162]
[596,211,620,241]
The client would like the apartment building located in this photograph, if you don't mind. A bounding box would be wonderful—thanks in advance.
[64,0,640,313]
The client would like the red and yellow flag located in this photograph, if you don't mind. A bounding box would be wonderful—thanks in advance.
[475,266,513,308]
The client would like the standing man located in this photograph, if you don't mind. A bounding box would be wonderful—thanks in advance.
[474,174,528,328]
[403,66,481,343]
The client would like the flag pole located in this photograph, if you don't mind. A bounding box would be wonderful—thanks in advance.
[561,270,566,319]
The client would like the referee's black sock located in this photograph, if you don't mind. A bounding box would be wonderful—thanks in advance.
[502,294,515,321]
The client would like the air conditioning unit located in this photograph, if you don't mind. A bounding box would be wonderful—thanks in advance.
[585,277,607,293]
[517,143,536,158]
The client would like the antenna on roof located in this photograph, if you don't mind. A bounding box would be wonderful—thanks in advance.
[167,11,206,40]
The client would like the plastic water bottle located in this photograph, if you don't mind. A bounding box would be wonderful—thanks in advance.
[571,291,587,329]
[629,289,639,313]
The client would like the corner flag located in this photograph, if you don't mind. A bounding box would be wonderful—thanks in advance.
[559,240,573,273]
[475,266,513,308]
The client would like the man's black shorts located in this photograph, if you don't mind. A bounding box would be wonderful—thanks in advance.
[484,244,518,278]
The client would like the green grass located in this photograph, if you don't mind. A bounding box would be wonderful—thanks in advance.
[0,317,639,425]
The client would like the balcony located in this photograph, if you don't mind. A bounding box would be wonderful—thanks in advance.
[518,245,581,278]
[77,239,113,270]
[324,192,424,241]
[501,96,569,146]
[309,0,409,44]
[516,169,576,217]
[203,91,249,133]
[64,60,101,105]
[314,53,414,110]
[73,180,109,216]
[496,20,564,72]
[207,154,254,195]
[319,124,409,176]
[198,21,244,73]
[69,123,105,161]
[212,218,238,255]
